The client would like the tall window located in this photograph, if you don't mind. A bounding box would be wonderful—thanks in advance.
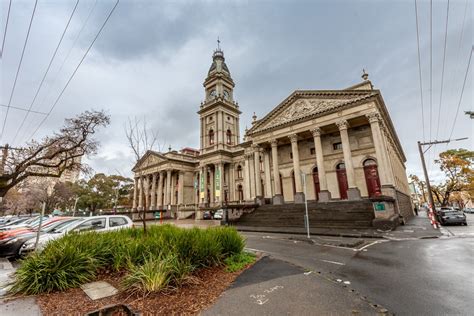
[226,129,232,144]
[237,165,243,178]
[209,129,214,145]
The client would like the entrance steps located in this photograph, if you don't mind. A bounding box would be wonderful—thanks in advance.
[235,200,375,229]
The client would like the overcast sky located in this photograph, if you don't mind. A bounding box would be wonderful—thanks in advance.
[1,0,472,182]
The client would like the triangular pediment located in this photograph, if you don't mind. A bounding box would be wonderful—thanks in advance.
[249,91,377,134]
[132,150,167,172]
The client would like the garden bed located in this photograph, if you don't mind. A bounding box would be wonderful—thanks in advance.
[36,263,254,315]
[8,225,256,314]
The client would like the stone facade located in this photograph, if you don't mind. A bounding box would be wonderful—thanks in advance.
[132,49,412,221]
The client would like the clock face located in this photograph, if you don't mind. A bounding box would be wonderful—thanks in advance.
[223,90,230,100]
[209,89,217,98]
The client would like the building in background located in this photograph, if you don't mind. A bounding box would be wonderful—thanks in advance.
[132,47,412,225]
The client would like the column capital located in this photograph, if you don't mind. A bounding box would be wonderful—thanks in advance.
[251,143,260,151]
[366,112,381,124]
[311,127,322,137]
[336,119,349,131]
[270,139,278,147]
[288,133,298,143]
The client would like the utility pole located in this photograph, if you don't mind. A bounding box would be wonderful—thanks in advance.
[417,137,469,211]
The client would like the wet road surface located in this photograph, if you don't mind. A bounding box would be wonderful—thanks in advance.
[243,232,474,315]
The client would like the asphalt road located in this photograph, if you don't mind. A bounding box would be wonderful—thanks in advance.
[243,231,474,316]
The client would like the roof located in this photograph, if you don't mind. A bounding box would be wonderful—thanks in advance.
[247,90,378,135]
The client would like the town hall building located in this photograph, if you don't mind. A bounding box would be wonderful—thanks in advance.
[132,46,413,226]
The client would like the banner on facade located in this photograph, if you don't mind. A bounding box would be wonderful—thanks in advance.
[200,173,204,199]
[215,168,221,198]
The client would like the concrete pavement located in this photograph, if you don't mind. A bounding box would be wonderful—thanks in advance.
[205,256,385,316]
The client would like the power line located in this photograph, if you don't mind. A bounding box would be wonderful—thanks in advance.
[11,0,80,145]
[0,0,38,142]
[435,0,450,140]
[0,103,48,115]
[448,46,472,141]
[0,0,12,58]
[18,0,98,144]
[27,0,120,142]
[414,0,425,142]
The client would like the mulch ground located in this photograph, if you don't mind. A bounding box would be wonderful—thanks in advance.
[35,263,254,315]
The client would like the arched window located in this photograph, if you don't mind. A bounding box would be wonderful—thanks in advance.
[209,129,214,145]
[226,129,232,144]
[363,159,377,167]
[237,185,244,202]
[237,165,243,178]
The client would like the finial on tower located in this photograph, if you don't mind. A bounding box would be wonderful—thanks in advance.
[362,69,369,81]
[168,145,172,152]
[217,37,221,50]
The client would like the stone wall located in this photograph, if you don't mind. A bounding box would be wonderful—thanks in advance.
[396,190,413,220]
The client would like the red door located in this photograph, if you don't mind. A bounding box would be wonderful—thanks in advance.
[312,170,320,201]
[336,168,348,200]
[364,165,382,197]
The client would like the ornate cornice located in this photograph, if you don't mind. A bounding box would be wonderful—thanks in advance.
[336,120,349,131]
[311,127,322,137]
[366,112,380,124]
[288,133,298,143]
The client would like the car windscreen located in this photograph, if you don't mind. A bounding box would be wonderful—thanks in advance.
[51,219,84,233]
[42,219,77,232]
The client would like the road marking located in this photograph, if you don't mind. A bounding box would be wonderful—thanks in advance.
[320,259,345,266]
[357,240,387,251]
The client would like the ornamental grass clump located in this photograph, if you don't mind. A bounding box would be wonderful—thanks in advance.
[10,224,245,295]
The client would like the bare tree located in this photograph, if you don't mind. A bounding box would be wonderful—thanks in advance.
[125,117,163,232]
[0,110,110,198]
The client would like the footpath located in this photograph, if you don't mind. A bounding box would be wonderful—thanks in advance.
[152,214,442,240]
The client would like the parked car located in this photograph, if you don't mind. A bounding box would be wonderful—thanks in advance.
[463,208,474,214]
[438,210,467,226]
[202,211,212,220]
[20,215,133,254]
[0,218,79,258]
[213,209,224,220]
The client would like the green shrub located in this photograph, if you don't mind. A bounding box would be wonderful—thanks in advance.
[224,252,256,273]
[122,254,191,294]
[11,224,246,295]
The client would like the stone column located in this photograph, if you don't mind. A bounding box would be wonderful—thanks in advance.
[270,139,284,204]
[289,134,304,203]
[150,173,157,210]
[217,163,224,204]
[253,145,263,204]
[203,166,209,205]
[132,177,138,210]
[165,169,171,206]
[157,171,164,209]
[366,113,389,184]
[170,172,176,205]
[249,154,256,200]
[144,175,150,210]
[263,149,272,199]
[178,171,184,205]
[244,154,251,201]
[311,127,331,202]
[229,163,235,201]
[336,120,361,200]
[138,176,143,210]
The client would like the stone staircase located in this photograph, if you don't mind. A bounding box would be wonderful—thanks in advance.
[235,200,375,228]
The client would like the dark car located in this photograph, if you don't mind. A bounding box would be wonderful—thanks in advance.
[438,210,467,226]
[203,211,212,220]
[0,218,80,258]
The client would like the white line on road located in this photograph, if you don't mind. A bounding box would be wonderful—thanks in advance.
[320,259,345,266]
[357,240,388,251]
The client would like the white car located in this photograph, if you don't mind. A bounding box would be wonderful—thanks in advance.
[213,209,224,220]
[20,215,133,254]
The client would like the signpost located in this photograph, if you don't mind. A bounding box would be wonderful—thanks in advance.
[301,172,310,239]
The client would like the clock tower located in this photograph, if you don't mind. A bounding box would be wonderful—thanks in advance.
[198,45,241,154]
